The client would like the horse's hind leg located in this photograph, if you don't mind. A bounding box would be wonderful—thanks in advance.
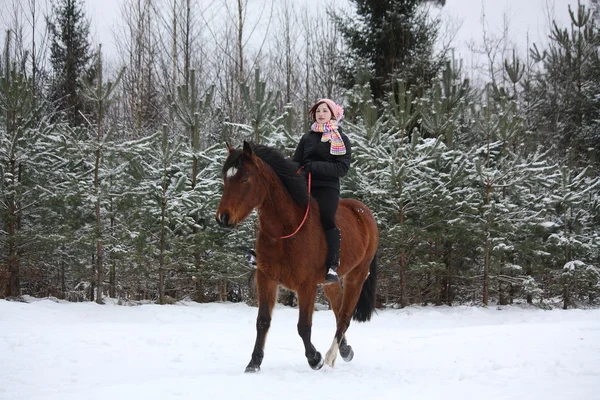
[245,270,278,373]
[296,285,323,370]
[323,284,353,362]
[324,267,367,367]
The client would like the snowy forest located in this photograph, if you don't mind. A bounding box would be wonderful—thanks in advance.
[0,0,599,309]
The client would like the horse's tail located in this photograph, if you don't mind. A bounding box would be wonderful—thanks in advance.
[352,253,377,322]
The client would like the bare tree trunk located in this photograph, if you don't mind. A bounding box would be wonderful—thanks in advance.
[498,282,505,305]
[115,0,162,136]
[158,265,165,303]
[219,280,227,302]
[27,0,46,101]
[4,32,20,297]
[188,70,205,303]
[183,0,191,88]
[90,254,95,302]
[172,0,178,88]
[108,193,116,299]
[278,0,296,104]
[483,87,492,306]
[303,11,310,132]
[109,264,115,298]
[159,125,168,304]
[398,124,408,308]
[93,52,105,305]
[30,0,37,89]
[435,271,442,306]
[7,213,19,297]
[94,145,104,304]
[159,207,166,304]
[399,209,407,308]
[60,259,66,299]
[7,158,20,298]
[237,0,244,82]
[483,183,491,306]
[444,241,453,306]
[194,254,205,303]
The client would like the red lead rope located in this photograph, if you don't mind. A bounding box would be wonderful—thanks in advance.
[278,171,311,239]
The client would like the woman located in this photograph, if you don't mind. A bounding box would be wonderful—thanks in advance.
[293,98,351,283]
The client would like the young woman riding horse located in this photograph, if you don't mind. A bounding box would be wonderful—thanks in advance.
[216,141,378,372]
[293,98,351,283]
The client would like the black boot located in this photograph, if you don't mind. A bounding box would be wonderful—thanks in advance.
[324,228,340,283]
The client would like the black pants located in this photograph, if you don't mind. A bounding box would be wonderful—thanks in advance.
[311,186,339,230]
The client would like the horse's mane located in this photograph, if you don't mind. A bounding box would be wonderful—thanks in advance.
[224,143,308,207]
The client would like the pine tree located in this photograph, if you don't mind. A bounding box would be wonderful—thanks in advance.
[78,49,124,303]
[546,166,600,308]
[0,32,38,297]
[530,3,600,167]
[419,59,471,146]
[125,126,186,304]
[172,69,215,302]
[238,68,282,146]
[0,30,62,299]
[346,77,474,306]
[332,0,446,102]
[47,0,96,126]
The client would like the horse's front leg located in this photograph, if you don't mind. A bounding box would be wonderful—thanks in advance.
[297,285,323,370]
[245,270,278,373]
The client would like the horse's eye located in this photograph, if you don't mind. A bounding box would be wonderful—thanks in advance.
[241,177,249,183]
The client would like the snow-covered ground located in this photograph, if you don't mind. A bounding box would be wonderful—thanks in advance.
[1,299,599,400]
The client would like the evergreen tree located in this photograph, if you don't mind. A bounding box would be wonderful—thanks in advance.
[419,59,471,145]
[47,0,96,126]
[530,3,600,167]
[123,126,187,304]
[78,49,124,303]
[546,167,600,308]
[346,77,476,306]
[332,0,446,102]
[0,32,40,297]
[171,69,215,302]
[238,68,282,146]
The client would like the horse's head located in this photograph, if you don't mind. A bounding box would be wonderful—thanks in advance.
[216,141,266,229]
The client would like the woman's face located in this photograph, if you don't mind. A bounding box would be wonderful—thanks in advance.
[315,103,333,123]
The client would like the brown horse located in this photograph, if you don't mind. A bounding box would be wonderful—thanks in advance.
[216,141,378,372]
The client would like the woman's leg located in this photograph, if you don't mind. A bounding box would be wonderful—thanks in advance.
[311,187,338,229]
[311,187,340,282]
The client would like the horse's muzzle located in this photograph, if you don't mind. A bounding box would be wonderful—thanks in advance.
[216,212,234,229]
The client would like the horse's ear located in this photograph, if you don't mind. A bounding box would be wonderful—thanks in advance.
[226,142,234,154]
[242,141,253,157]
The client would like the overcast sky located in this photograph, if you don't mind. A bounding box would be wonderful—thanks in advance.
[86,0,582,79]
[0,0,584,82]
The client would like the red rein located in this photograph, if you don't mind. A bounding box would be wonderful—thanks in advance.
[278,170,311,239]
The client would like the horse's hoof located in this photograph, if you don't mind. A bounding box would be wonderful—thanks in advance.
[245,365,260,373]
[309,351,324,370]
[340,345,354,362]
[325,350,337,368]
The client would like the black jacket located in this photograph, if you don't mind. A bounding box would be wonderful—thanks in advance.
[292,129,352,191]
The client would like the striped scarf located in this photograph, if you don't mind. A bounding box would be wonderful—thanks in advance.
[311,121,346,155]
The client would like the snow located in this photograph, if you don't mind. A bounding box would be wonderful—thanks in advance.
[564,260,586,270]
[541,221,559,228]
[2,299,600,400]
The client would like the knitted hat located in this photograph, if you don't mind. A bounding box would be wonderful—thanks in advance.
[314,98,344,121]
